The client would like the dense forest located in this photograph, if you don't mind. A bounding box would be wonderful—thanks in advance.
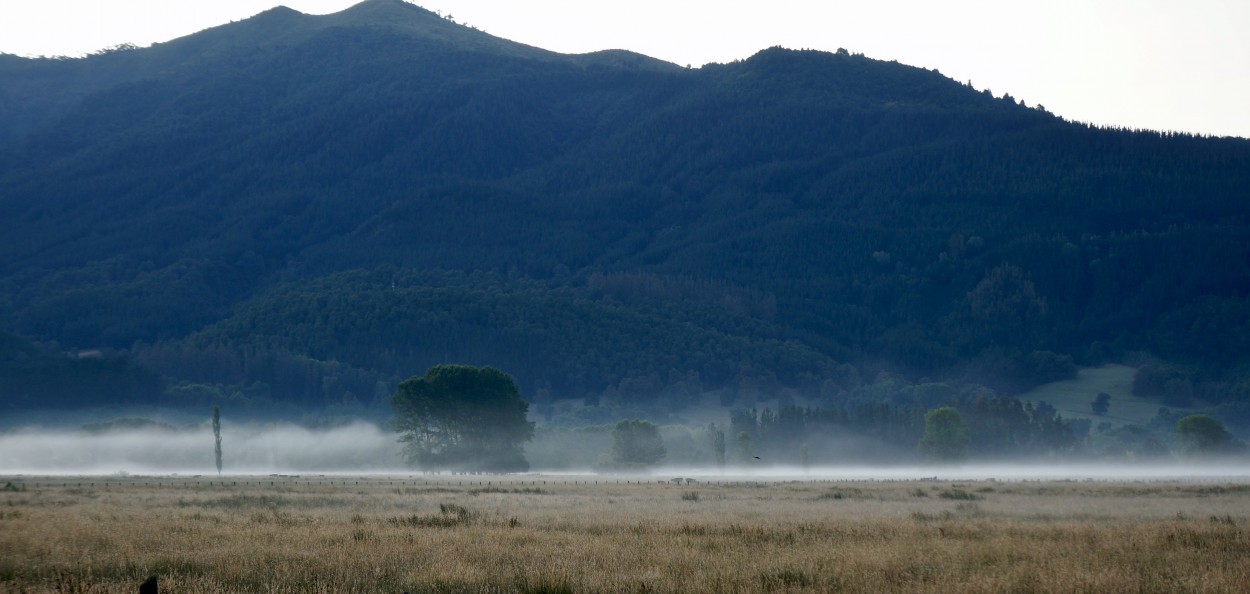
[1,0,1248,445]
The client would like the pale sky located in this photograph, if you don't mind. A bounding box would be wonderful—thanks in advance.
[1,0,1247,138]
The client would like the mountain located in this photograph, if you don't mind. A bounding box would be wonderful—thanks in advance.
[2,0,1249,418]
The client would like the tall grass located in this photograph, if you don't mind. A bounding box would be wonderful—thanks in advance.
[1,478,1248,593]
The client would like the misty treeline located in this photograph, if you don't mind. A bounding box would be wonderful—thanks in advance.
[725,396,1077,464]
[5,314,1249,458]
[525,405,1241,471]
[527,393,1078,469]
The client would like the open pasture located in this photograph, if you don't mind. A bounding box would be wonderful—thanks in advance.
[2,474,1249,593]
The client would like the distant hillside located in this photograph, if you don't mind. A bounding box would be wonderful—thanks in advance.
[2,0,1249,416]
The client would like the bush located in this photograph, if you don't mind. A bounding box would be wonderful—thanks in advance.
[938,488,983,501]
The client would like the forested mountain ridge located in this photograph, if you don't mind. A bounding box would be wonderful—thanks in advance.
[2,0,1248,420]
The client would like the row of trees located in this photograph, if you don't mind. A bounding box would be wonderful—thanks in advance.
[388,365,1243,473]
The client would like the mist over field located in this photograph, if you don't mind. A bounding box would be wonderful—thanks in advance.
[657,463,1250,482]
[2,422,1248,481]
[0,422,404,475]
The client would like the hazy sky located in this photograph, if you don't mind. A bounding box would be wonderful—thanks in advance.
[1,0,1247,138]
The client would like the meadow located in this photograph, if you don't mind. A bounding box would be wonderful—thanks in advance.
[2,474,1249,593]
[1019,364,1175,428]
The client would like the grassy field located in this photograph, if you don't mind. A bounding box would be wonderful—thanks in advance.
[1020,364,1195,428]
[3,474,1250,593]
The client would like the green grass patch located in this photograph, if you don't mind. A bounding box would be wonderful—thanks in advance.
[1020,364,1194,428]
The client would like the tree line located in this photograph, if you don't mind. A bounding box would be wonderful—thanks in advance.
[390,365,1243,474]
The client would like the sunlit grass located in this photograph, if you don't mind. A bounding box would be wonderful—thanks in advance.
[2,476,1249,593]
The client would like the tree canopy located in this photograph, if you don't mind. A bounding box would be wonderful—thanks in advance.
[609,419,667,467]
[918,406,970,463]
[391,365,534,472]
[1091,393,1111,416]
[1175,414,1234,455]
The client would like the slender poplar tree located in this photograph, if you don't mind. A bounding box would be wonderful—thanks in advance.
[709,423,726,470]
[212,406,222,475]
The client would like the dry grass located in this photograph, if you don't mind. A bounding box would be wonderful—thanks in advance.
[3,476,1250,593]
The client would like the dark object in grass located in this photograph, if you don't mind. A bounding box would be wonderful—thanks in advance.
[139,575,158,594]
[938,488,983,501]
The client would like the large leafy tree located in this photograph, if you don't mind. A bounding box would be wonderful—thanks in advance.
[1175,414,1234,455]
[611,419,667,467]
[918,406,969,463]
[392,365,534,472]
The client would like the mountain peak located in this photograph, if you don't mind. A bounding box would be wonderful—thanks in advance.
[310,0,550,59]
[334,0,428,18]
[257,5,303,18]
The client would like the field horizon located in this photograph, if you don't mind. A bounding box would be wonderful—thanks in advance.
[5,461,1250,482]
[4,474,1250,593]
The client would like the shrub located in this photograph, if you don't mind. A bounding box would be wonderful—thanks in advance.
[938,488,983,501]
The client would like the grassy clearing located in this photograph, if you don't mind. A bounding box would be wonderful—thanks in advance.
[2,476,1250,593]
[1020,364,1195,427]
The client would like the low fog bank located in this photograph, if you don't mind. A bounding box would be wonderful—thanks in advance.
[0,421,405,475]
[636,463,1250,482]
[3,419,1249,482]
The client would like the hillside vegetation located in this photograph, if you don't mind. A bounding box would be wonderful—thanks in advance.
[1,0,1248,428]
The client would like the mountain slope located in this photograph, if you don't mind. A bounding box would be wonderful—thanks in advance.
[1,1,1248,413]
